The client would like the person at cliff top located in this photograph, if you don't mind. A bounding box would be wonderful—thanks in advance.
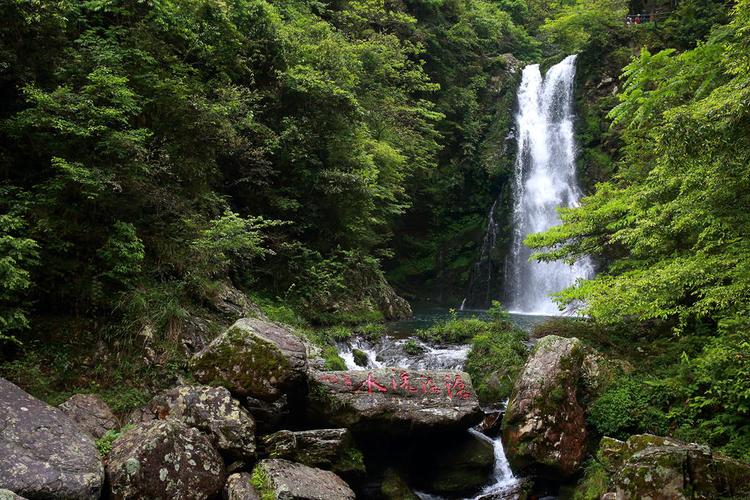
[635,14,642,24]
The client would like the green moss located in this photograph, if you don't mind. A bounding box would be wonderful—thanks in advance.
[335,446,366,474]
[95,424,135,457]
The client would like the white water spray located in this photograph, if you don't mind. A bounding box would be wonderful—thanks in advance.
[506,55,593,315]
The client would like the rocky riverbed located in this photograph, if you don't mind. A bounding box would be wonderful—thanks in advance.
[2,315,748,499]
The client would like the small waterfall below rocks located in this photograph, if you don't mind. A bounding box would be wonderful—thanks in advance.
[506,55,593,315]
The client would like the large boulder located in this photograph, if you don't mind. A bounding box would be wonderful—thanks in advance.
[223,472,260,500]
[263,428,365,478]
[580,434,750,499]
[106,420,224,500]
[251,459,355,500]
[501,335,587,478]
[0,378,104,499]
[130,385,256,460]
[307,368,483,433]
[58,393,119,439]
[191,318,307,401]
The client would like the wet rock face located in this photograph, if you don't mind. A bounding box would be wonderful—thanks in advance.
[58,393,119,439]
[223,472,260,500]
[130,385,256,460]
[106,420,225,500]
[262,428,365,478]
[501,335,587,478]
[593,434,750,499]
[251,459,355,500]
[0,378,104,500]
[408,430,495,496]
[191,318,308,401]
[307,368,483,433]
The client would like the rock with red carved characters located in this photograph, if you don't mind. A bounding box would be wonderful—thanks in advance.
[306,368,483,434]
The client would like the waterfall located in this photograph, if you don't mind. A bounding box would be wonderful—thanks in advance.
[506,55,593,315]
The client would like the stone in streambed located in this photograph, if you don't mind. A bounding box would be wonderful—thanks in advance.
[251,459,355,500]
[106,419,224,500]
[191,318,307,401]
[129,384,256,460]
[501,335,587,478]
[307,368,483,433]
[58,393,119,439]
[0,378,104,499]
[262,428,365,478]
[352,349,368,367]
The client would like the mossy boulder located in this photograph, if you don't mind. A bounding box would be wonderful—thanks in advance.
[130,385,256,460]
[501,335,587,478]
[191,318,307,401]
[352,349,368,367]
[262,428,365,479]
[578,434,750,499]
[106,420,224,500]
[251,459,355,500]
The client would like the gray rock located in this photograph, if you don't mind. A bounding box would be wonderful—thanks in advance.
[0,378,104,499]
[211,281,264,319]
[307,368,483,433]
[223,472,260,500]
[130,385,255,459]
[0,490,26,500]
[375,282,412,321]
[191,318,308,401]
[58,393,119,439]
[501,335,587,478]
[251,459,355,500]
[263,429,365,477]
[106,420,225,500]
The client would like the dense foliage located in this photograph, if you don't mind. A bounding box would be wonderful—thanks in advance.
[528,0,750,460]
[0,0,541,339]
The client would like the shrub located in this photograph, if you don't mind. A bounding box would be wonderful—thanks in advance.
[416,316,490,344]
[587,376,670,439]
[464,324,528,405]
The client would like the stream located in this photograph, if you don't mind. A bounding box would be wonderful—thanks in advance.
[336,307,549,499]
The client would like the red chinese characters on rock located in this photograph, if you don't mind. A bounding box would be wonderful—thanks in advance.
[443,374,471,400]
[359,372,387,394]
[319,371,472,399]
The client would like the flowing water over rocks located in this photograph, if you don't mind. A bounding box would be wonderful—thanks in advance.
[506,55,593,315]
[336,318,524,499]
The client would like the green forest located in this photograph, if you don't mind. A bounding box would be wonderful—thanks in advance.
[1,0,749,498]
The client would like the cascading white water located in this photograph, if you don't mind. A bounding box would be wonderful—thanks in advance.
[506,55,593,315]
